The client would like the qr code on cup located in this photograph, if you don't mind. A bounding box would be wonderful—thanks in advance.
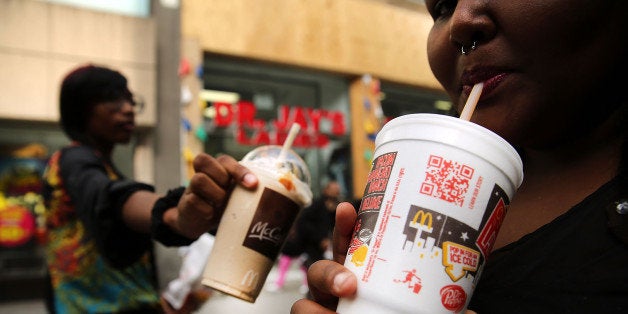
[420,155,474,207]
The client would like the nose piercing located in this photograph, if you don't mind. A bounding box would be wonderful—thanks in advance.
[461,41,478,55]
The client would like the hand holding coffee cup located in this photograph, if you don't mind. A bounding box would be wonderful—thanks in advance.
[202,124,313,303]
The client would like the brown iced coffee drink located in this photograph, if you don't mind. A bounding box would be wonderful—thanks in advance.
[202,145,312,302]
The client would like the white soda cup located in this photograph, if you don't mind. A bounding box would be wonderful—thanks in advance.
[337,114,523,313]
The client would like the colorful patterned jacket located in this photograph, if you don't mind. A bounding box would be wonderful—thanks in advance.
[43,144,160,314]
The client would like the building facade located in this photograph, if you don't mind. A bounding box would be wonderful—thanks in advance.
[0,0,449,301]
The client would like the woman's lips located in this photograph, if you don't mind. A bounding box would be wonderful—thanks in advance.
[462,72,510,98]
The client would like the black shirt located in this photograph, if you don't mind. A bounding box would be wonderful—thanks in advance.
[468,175,628,313]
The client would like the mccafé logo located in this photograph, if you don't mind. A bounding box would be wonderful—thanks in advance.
[211,101,347,148]
[248,221,283,245]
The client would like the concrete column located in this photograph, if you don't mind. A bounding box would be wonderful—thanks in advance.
[153,0,182,192]
[152,0,183,290]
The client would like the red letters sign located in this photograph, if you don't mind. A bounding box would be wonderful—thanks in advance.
[210,101,346,148]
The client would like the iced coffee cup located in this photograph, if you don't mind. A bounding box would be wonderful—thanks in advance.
[202,144,312,303]
[337,113,523,313]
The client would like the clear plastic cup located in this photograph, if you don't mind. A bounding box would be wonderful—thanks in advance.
[202,145,312,303]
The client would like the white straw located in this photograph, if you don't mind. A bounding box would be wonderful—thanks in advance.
[459,82,484,121]
[278,123,301,162]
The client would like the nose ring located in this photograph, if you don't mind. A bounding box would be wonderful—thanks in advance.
[461,41,478,55]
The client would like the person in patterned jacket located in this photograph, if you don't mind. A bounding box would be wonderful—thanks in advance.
[43,64,258,313]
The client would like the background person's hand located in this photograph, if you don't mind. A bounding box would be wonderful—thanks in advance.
[291,202,359,313]
[175,154,258,239]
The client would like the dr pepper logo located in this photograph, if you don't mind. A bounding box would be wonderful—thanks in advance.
[440,285,467,313]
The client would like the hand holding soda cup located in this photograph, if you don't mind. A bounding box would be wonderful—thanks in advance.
[296,84,523,314]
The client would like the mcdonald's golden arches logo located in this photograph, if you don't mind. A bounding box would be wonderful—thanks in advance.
[412,210,433,230]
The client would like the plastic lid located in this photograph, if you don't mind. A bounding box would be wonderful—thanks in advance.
[376,114,523,190]
[241,145,311,187]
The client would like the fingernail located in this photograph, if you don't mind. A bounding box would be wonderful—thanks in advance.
[333,272,350,291]
[242,173,257,186]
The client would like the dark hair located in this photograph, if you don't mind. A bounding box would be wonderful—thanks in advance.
[59,64,132,141]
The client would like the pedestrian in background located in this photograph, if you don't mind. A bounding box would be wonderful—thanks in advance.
[267,224,308,294]
[297,180,342,270]
[43,64,258,313]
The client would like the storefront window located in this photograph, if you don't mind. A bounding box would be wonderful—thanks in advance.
[199,56,452,199]
[200,56,351,197]
[41,0,151,17]
[380,81,453,118]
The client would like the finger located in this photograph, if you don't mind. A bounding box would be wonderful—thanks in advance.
[180,189,223,221]
[176,192,222,238]
[291,298,337,314]
[333,202,358,264]
[192,153,231,188]
[216,154,258,189]
[187,170,228,209]
[306,260,357,310]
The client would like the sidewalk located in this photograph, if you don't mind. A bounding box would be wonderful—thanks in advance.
[0,262,308,314]
[198,263,307,313]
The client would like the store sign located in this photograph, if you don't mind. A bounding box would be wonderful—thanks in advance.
[211,101,347,148]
